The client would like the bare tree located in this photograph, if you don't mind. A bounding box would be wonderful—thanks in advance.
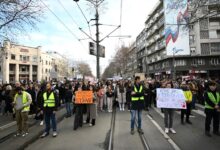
[0,0,44,41]
[77,62,93,77]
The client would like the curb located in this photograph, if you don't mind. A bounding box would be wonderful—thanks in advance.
[18,111,66,150]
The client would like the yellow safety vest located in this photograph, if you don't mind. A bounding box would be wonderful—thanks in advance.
[131,85,144,101]
[14,91,30,111]
[184,91,192,103]
[43,92,55,107]
[205,92,220,109]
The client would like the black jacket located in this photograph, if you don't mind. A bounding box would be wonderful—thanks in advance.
[40,90,59,112]
[131,84,145,110]
[65,90,73,103]
[204,89,220,108]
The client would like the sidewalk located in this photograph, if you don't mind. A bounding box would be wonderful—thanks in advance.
[0,108,66,150]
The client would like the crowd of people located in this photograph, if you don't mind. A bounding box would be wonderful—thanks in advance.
[0,76,219,138]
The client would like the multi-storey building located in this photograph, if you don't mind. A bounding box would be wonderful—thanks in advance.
[124,42,138,78]
[144,0,220,79]
[0,41,42,83]
[0,41,70,83]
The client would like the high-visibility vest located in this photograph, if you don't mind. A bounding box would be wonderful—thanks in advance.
[131,85,144,101]
[14,91,30,111]
[205,92,220,109]
[43,92,55,107]
[184,91,192,103]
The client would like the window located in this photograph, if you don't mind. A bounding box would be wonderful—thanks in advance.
[32,56,38,62]
[200,19,208,30]
[210,43,220,54]
[190,47,196,54]
[189,35,195,44]
[11,54,16,60]
[210,58,220,65]
[191,59,205,66]
[209,30,218,38]
[46,61,48,65]
[200,31,209,39]
[201,43,210,55]
[20,55,30,62]
[175,60,186,66]
[217,30,220,38]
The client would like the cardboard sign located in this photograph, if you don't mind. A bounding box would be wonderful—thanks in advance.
[156,88,186,109]
[75,91,93,104]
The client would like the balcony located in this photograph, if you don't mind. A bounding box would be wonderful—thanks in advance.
[209,0,220,5]
[9,71,15,74]
[19,71,29,75]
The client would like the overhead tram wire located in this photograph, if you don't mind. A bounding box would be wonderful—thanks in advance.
[56,0,80,27]
[75,2,92,37]
[39,0,87,51]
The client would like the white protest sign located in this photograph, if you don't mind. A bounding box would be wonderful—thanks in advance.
[156,88,186,109]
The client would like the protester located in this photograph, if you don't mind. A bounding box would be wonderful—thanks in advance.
[13,87,32,137]
[163,82,176,134]
[204,81,220,137]
[126,81,132,111]
[106,85,114,113]
[117,80,126,111]
[64,84,73,118]
[130,76,144,135]
[181,82,193,125]
[40,83,59,138]
[86,85,97,126]
[97,85,104,111]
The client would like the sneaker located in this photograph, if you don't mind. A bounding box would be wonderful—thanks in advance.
[53,131,57,137]
[186,120,192,124]
[169,128,176,134]
[22,132,28,137]
[138,128,144,134]
[40,121,44,126]
[165,128,169,134]
[14,133,21,137]
[89,123,93,127]
[130,129,135,135]
[40,132,49,138]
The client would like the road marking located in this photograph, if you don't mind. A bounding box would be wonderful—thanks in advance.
[0,121,16,130]
[195,104,205,110]
[192,109,205,117]
[147,114,181,150]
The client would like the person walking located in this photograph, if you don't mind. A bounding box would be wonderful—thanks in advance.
[13,87,32,137]
[204,81,220,137]
[40,83,59,138]
[130,76,144,135]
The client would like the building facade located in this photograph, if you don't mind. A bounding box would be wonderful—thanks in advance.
[143,0,220,79]
[0,41,70,83]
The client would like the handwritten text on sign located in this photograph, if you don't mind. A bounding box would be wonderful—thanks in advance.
[75,91,93,104]
[156,88,186,109]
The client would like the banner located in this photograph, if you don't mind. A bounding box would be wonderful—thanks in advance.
[164,0,190,56]
[156,88,186,109]
[75,91,93,104]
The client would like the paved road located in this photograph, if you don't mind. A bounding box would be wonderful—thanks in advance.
[25,105,220,150]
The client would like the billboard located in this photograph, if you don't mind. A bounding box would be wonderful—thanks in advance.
[164,0,190,56]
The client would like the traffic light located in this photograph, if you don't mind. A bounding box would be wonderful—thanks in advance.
[89,42,95,55]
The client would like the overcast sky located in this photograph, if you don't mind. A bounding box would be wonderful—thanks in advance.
[19,0,159,77]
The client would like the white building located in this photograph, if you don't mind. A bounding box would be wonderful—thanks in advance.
[0,41,70,83]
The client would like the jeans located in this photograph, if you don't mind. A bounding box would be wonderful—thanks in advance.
[130,110,142,129]
[44,111,57,133]
[164,108,174,128]
[191,94,197,109]
[65,102,72,116]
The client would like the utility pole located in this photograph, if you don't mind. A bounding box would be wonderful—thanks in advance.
[95,3,100,79]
